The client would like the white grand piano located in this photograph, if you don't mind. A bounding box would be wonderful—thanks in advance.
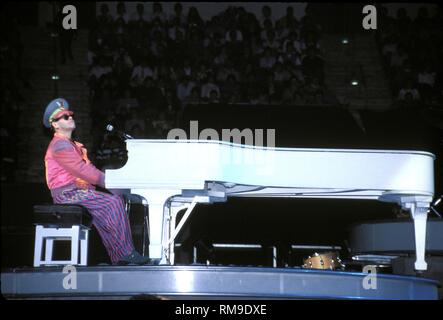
[106,139,435,271]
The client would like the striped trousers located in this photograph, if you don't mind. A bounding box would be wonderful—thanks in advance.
[53,188,135,264]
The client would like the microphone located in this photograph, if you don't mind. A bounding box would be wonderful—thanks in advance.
[106,124,134,140]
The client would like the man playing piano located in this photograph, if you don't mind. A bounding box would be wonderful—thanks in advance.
[42,98,151,265]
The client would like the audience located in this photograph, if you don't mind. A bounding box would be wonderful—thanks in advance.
[376,5,443,108]
[87,3,334,162]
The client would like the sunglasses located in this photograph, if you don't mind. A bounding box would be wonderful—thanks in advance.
[53,114,74,122]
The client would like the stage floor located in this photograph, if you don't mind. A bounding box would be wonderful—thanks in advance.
[1,265,440,300]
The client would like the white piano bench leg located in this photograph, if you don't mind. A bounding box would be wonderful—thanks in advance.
[33,225,44,267]
[33,225,89,267]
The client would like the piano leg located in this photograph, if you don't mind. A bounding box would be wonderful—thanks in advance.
[132,189,181,263]
[403,199,430,271]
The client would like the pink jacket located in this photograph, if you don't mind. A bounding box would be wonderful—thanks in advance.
[45,133,105,191]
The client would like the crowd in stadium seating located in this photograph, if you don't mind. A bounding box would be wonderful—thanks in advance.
[376,5,443,108]
[87,2,331,160]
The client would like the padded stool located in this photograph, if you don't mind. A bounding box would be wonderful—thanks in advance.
[33,204,92,267]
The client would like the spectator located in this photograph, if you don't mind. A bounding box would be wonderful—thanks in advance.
[154,110,174,131]
[381,34,397,68]
[398,80,420,102]
[262,29,280,50]
[283,31,302,54]
[138,76,166,113]
[391,60,415,93]
[131,59,157,86]
[150,2,167,23]
[167,29,187,67]
[130,3,148,23]
[259,47,277,70]
[177,76,196,102]
[398,91,420,108]
[221,74,242,103]
[278,6,299,29]
[260,19,275,41]
[150,29,168,59]
[300,32,321,54]
[300,14,321,42]
[168,17,186,41]
[213,46,228,66]
[89,57,113,87]
[187,7,204,31]
[201,73,220,100]
[169,3,186,26]
[249,84,270,105]
[180,58,194,79]
[92,87,117,117]
[87,29,106,63]
[165,89,180,116]
[303,77,324,104]
[113,48,133,90]
[117,89,139,113]
[124,109,146,134]
[225,28,243,43]
[260,5,275,28]
[195,63,210,83]
[390,45,408,69]
[273,62,291,83]
[205,30,225,55]
[301,46,324,84]
[186,29,205,58]
[157,63,178,83]
[216,59,240,83]
[96,3,113,31]
[414,6,432,32]
[115,2,129,25]
[274,19,290,41]
[183,86,201,107]
[208,89,220,104]
[225,29,243,54]
[278,41,302,67]
[417,63,437,103]
[241,12,260,42]
[281,77,304,105]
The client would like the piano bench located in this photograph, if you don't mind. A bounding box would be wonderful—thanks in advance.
[33,204,92,267]
[122,194,149,257]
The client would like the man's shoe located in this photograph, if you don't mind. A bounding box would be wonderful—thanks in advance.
[118,250,152,265]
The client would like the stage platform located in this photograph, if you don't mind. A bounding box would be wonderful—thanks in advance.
[1,265,440,300]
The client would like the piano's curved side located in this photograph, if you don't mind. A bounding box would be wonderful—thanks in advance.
[106,139,434,203]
